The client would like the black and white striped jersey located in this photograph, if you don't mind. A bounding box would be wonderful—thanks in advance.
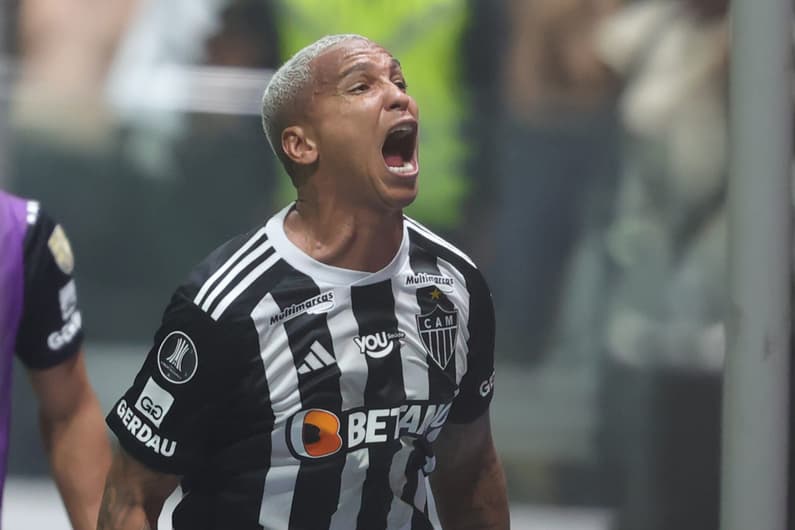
[106,203,496,530]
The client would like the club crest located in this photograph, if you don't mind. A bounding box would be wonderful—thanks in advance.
[415,305,458,370]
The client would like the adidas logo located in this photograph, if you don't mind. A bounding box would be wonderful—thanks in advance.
[297,341,336,374]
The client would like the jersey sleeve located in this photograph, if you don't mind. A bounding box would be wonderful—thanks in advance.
[447,270,496,424]
[106,288,235,475]
[15,208,84,369]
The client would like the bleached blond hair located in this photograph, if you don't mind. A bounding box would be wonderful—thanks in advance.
[261,34,370,175]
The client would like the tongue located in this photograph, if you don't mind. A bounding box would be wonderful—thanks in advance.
[384,153,404,167]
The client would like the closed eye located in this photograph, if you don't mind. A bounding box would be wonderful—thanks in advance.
[350,83,369,94]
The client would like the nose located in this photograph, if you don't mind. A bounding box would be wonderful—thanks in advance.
[385,83,410,112]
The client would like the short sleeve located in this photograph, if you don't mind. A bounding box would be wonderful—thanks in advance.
[447,270,496,424]
[15,208,84,369]
[106,289,235,474]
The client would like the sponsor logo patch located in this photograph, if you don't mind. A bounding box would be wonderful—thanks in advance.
[157,331,198,384]
[479,370,496,397]
[353,330,405,359]
[297,341,336,375]
[58,280,78,321]
[416,305,458,370]
[405,272,455,293]
[116,399,177,457]
[286,402,451,461]
[135,378,175,427]
[270,292,335,326]
[47,311,82,351]
[48,224,74,275]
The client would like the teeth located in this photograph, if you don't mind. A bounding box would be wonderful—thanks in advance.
[387,161,416,174]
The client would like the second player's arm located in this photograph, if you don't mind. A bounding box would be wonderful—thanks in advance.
[30,350,111,530]
[97,445,180,530]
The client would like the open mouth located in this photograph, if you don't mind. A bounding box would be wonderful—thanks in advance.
[381,122,418,175]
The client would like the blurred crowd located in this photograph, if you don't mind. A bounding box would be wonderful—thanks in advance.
[1,0,743,529]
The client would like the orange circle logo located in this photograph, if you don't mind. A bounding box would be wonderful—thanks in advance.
[288,409,343,459]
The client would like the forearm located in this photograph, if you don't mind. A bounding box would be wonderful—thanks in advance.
[41,390,111,530]
[97,444,180,530]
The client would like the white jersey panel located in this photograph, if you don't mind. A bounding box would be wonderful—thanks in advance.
[252,292,302,528]
[435,256,472,386]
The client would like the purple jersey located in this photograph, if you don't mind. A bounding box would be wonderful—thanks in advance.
[0,190,83,512]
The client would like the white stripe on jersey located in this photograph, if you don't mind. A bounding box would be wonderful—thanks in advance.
[328,449,370,530]
[252,293,303,528]
[384,439,416,529]
[252,293,303,418]
[326,289,369,528]
[210,252,281,320]
[392,278,429,401]
[436,257,472,385]
[193,226,268,307]
[156,485,182,530]
[414,477,429,520]
[200,239,274,313]
[327,292,367,410]
[404,217,475,268]
[258,464,301,529]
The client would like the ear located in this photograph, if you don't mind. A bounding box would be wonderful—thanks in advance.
[281,126,318,166]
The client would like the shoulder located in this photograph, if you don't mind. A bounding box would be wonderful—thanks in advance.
[404,216,487,286]
[175,222,283,322]
[8,196,77,281]
[0,192,60,259]
[0,190,35,231]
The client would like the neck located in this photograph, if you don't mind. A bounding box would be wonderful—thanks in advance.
[283,193,404,273]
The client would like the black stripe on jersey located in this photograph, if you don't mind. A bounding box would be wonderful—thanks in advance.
[270,264,344,530]
[351,280,406,530]
[174,264,284,530]
[194,230,270,307]
[410,504,434,530]
[204,246,276,316]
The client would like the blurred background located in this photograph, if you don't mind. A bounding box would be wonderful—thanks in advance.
[1,0,741,528]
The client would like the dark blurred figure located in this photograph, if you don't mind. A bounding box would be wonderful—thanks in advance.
[9,0,280,341]
[592,0,730,528]
[161,0,280,305]
[474,0,620,363]
[6,0,280,487]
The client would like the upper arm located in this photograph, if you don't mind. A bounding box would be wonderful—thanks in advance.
[432,411,495,477]
[106,290,238,475]
[28,349,93,423]
[429,269,509,528]
[430,411,509,529]
[16,208,83,370]
[447,269,496,424]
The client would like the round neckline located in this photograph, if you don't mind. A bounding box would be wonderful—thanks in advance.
[265,203,409,286]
